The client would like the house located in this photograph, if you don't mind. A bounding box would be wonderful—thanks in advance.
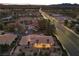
[0,33,17,45]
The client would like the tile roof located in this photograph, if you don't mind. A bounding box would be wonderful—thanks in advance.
[0,33,17,45]
[19,34,54,45]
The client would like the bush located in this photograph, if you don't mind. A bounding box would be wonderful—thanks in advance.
[0,44,10,54]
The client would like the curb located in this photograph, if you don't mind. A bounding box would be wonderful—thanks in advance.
[54,34,70,56]
[63,25,79,38]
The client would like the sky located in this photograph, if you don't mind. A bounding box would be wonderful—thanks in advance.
[0,0,79,5]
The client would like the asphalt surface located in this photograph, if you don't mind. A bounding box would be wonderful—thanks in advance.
[39,10,79,56]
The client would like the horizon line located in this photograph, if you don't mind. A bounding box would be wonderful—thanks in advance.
[0,3,79,5]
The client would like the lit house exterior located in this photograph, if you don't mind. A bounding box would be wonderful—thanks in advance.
[13,34,63,56]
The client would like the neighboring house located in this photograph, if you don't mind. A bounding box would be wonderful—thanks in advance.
[0,33,17,45]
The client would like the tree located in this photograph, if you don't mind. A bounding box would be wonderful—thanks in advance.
[38,19,56,35]
[4,23,15,32]
[0,23,3,30]
[45,20,56,35]
[38,19,47,31]
[0,44,10,54]
[64,20,68,26]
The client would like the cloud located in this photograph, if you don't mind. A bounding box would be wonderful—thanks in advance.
[0,0,79,5]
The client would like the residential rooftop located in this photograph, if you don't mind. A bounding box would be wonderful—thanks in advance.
[0,33,17,45]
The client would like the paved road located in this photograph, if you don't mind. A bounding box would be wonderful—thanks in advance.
[10,34,22,55]
[39,9,79,56]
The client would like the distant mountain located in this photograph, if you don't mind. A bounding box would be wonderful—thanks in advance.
[49,3,79,8]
